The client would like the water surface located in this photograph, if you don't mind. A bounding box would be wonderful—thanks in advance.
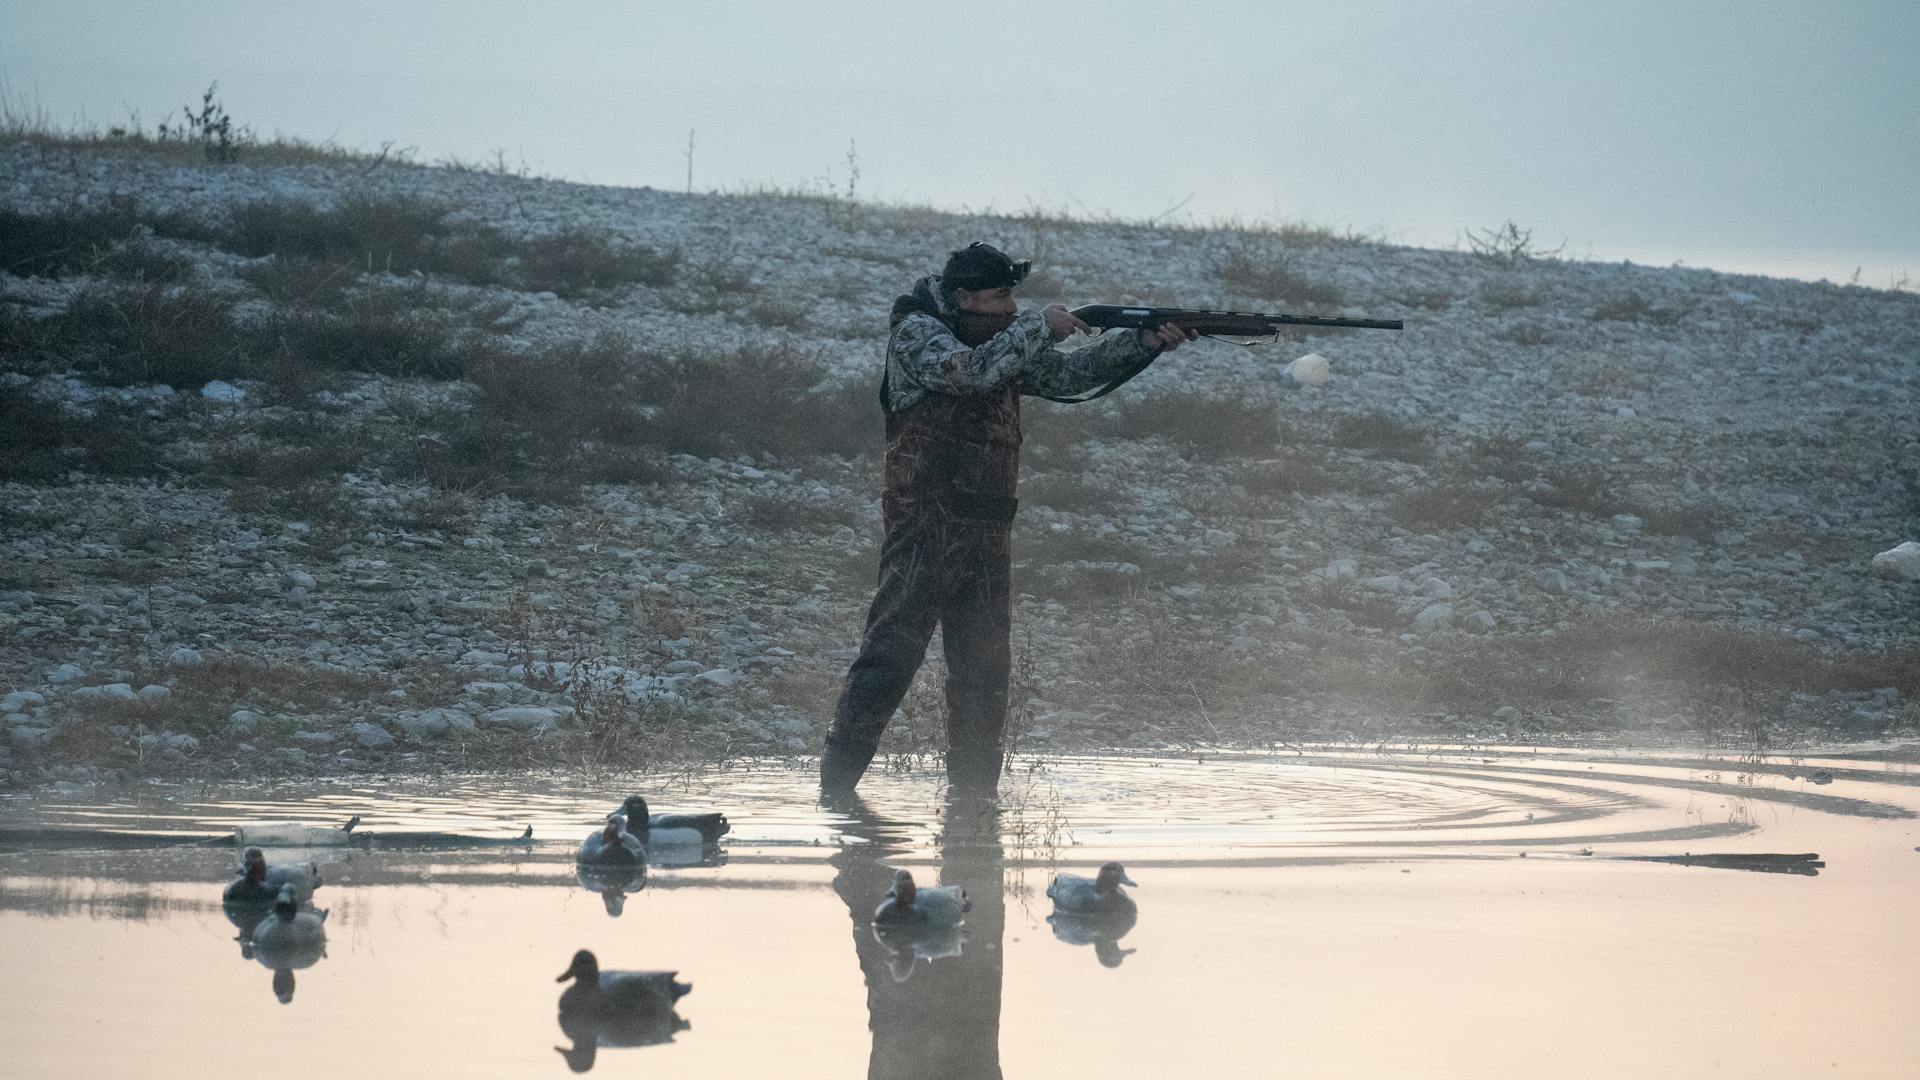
[2,748,1916,1078]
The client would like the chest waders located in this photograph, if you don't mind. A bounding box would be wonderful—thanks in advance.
[821,375,1020,798]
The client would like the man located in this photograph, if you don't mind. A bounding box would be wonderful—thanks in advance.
[821,242,1195,797]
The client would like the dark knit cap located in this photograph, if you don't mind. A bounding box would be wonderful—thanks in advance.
[941,242,1031,291]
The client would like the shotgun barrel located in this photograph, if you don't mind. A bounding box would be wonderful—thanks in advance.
[1072,304,1403,334]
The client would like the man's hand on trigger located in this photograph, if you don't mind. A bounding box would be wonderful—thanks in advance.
[1042,305,1092,343]
[1144,322,1200,352]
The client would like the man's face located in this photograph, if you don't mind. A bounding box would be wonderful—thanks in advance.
[952,286,1016,316]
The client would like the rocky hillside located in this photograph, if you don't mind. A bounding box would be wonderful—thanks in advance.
[2,138,1917,789]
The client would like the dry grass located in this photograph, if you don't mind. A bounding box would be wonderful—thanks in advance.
[1388,487,1501,532]
[1329,411,1431,461]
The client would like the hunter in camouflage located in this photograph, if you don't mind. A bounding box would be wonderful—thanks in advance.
[821,243,1196,797]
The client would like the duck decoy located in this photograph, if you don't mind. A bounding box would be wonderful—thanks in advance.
[251,884,328,1001]
[223,846,322,904]
[577,815,644,866]
[1046,861,1138,916]
[556,949,691,1017]
[872,868,970,928]
[613,795,729,846]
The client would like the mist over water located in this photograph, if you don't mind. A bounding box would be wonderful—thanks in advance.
[4,1,1916,286]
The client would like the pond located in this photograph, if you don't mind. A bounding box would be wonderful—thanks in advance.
[2,747,1917,1078]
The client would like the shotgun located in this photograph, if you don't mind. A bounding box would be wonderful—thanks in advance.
[1072,304,1403,335]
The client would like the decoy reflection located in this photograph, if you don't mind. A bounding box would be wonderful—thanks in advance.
[574,861,647,917]
[249,884,327,1003]
[552,948,691,1072]
[829,792,1006,1080]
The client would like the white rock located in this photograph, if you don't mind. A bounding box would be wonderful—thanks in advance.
[168,647,205,667]
[1,691,45,712]
[696,668,738,688]
[1611,514,1644,534]
[164,733,200,753]
[229,710,262,732]
[1871,541,1920,581]
[286,570,317,590]
[1421,578,1454,600]
[46,663,85,684]
[201,380,245,402]
[1466,610,1498,631]
[70,682,138,703]
[1413,603,1454,632]
[1285,353,1331,387]
[137,684,172,700]
[393,708,473,739]
[1536,569,1572,595]
[483,705,571,730]
[352,722,396,749]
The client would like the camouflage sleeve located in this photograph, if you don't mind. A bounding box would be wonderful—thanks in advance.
[1015,326,1162,398]
[890,310,1054,400]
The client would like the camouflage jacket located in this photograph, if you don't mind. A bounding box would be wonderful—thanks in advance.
[878,275,1161,531]
[882,275,1161,413]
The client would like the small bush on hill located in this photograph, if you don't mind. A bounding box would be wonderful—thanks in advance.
[0,203,145,278]
[511,230,680,295]
[52,283,249,387]
[632,344,874,460]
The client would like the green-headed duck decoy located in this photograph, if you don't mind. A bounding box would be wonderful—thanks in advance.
[1047,861,1138,916]
[556,949,691,1017]
[223,846,322,904]
[872,868,970,928]
[613,795,729,846]
[250,883,328,995]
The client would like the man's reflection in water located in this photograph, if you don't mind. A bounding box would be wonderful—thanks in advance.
[830,792,1005,1080]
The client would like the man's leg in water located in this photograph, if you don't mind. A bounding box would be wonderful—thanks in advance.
[940,525,1013,794]
[823,523,942,796]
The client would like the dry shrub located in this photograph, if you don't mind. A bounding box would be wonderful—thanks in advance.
[1638,505,1725,543]
[1213,240,1343,308]
[1529,467,1621,517]
[512,230,680,295]
[1237,453,1339,499]
[1020,471,1131,514]
[1105,394,1278,458]
[53,282,249,388]
[0,384,158,481]
[1389,487,1500,532]
[738,492,866,531]
[0,202,145,277]
[632,344,874,460]
[1329,411,1430,461]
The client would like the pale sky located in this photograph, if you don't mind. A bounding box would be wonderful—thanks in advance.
[4,0,1916,285]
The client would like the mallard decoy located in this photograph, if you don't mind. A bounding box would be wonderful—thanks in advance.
[556,949,691,1017]
[577,815,645,866]
[872,869,969,928]
[613,795,729,846]
[1047,861,1137,916]
[223,846,322,904]
[251,884,328,1002]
